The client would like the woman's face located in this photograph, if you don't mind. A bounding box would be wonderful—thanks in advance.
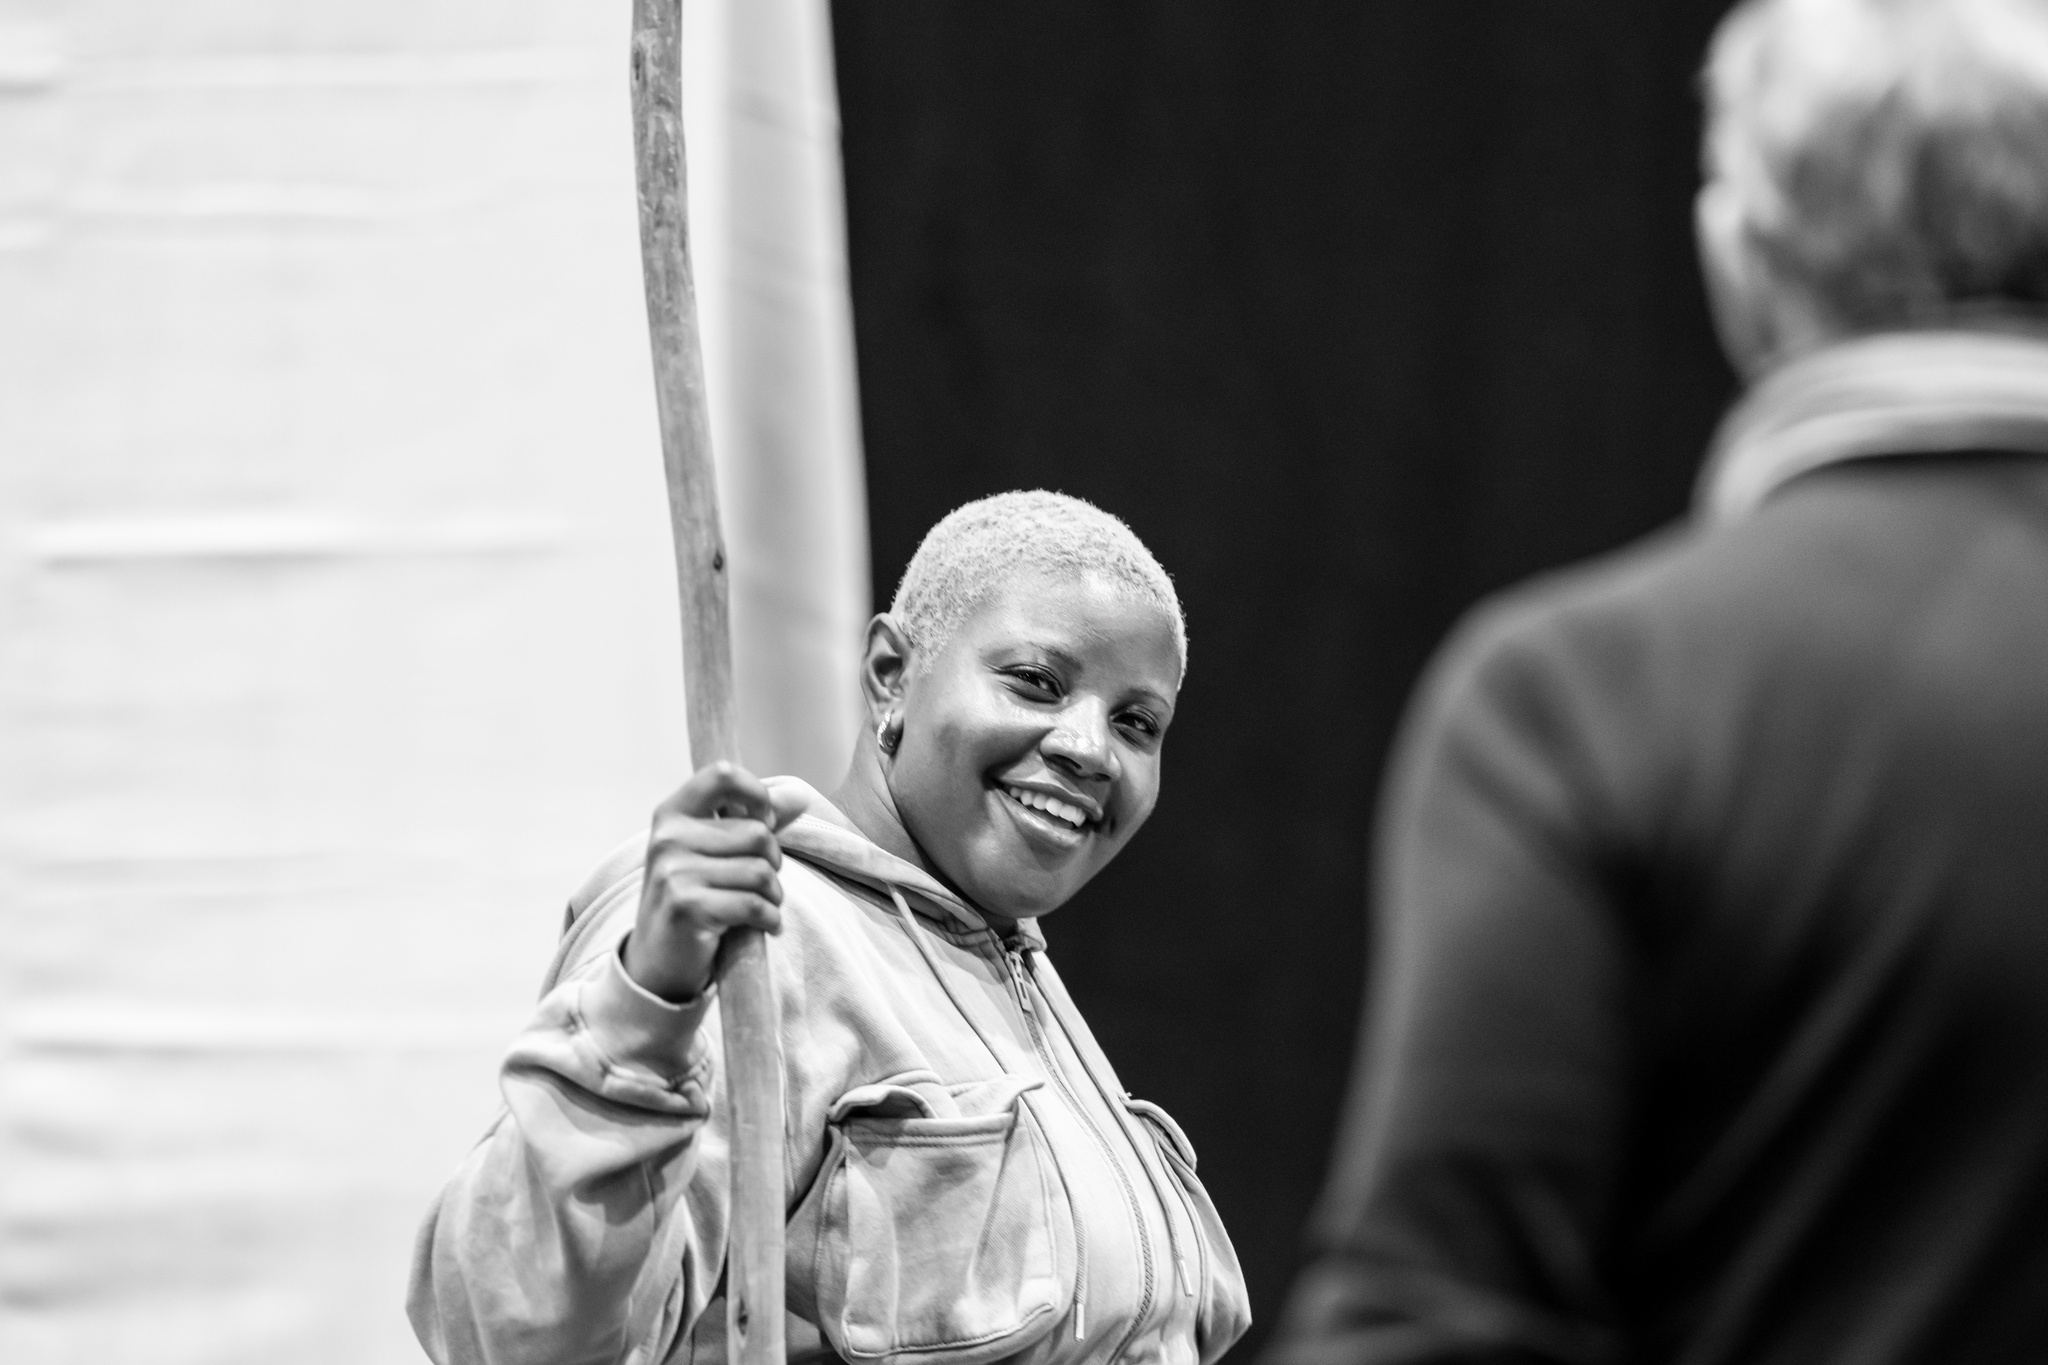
[888,571,1181,921]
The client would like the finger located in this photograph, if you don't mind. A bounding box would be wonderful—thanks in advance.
[663,761,774,823]
[656,887,782,935]
[657,854,782,903]
[767,783,810,832]
[649,815,781,864]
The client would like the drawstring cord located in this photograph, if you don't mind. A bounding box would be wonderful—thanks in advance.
[884,888,1090,1339]
[883,885,1192,1322]
[885,888,1008,1073]
[1018,946,1198,1300]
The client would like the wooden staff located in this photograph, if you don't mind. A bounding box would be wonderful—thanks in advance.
[629,3,786,1362]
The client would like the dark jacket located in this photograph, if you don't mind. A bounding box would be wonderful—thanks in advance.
[1269,332,2048,1365]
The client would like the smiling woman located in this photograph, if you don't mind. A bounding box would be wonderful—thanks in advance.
[408,491,1249,1365]
[835,490,1185,922]
[846,568,1180,919]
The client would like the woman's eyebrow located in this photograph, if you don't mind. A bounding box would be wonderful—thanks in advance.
[1003,641,1086,672]
[1125,686,1175,713]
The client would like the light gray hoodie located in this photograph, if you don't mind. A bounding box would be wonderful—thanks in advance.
[409,779,1250,1365]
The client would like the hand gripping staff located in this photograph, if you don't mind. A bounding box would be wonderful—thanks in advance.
[629,3,786,1362]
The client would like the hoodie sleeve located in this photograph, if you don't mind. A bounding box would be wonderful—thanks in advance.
[408,897,727,1365]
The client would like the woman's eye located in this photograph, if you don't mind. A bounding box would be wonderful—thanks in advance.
[1117,712,1161,740]
[1006,667,1061,696]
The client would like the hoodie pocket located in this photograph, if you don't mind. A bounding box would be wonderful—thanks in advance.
[788,1074,1076,1365]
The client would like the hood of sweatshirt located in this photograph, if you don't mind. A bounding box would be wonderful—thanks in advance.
[765,776,1047,952]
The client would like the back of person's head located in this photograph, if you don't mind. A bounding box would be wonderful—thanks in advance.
[1703,0,2048,345]
[889,489,1187,679]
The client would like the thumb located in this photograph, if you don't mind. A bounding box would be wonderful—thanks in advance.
[767,782,812,832]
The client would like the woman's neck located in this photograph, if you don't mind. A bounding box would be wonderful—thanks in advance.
[827,749,1018,934]
[828,748,932,875]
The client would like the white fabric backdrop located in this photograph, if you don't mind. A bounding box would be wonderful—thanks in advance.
[685,0,869,782]
[0,1,866,1361]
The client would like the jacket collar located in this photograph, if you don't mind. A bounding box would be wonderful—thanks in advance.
[764,776,1047,951]
[1698,325,2048,523]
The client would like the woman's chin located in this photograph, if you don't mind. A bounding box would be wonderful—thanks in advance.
[968,884,1056,924]
[969,856,1104,924]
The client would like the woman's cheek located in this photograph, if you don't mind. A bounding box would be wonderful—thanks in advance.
[1110,793,1158,848]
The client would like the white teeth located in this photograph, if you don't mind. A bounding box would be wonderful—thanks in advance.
[1006,786,1087,829]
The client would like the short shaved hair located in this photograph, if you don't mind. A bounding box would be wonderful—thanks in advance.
[888,490,1188,679]
[1706,0,2048,328]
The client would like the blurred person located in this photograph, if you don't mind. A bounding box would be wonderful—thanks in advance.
[1264,1,2048,1362]
[409,491,1249,1365]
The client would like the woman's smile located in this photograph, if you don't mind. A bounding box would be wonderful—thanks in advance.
[995,779,1101,846]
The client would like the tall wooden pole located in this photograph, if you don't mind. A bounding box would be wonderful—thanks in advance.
[629,3,786,1362]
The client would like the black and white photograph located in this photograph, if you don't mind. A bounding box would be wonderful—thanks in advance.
[5,2,2048,1363]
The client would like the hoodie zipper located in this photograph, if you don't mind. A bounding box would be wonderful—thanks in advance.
[1017,950,1198,1306]
[880,882,1160,1361]
[1004,951,1092,1340]
[1003,940,1154,1363]
[887,886,1105,1346]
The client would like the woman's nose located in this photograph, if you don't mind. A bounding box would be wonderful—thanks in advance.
[1043,702,1119,781]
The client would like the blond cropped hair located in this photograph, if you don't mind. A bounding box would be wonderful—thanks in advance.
[889,490,1187,678]
[1705,0,2048,327]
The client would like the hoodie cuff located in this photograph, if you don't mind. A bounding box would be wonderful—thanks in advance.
[578,938,713,1084]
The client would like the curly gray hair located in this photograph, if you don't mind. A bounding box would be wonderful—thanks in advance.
[1705,0,2048,329]
[888,490,1187,679]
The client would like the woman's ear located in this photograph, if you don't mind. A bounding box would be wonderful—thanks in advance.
[858,614,915,719]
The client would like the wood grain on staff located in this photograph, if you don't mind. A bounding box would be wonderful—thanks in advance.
[628,2,787,1361]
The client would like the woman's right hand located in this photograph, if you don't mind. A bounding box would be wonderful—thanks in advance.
[623,762,801,1003]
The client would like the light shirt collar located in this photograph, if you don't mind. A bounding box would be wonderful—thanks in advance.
[1699,326,2048,523]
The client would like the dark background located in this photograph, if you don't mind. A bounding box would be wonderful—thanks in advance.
[831,3,1738,1356]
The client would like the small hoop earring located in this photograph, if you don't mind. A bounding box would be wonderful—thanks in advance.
[877,713,902,755]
